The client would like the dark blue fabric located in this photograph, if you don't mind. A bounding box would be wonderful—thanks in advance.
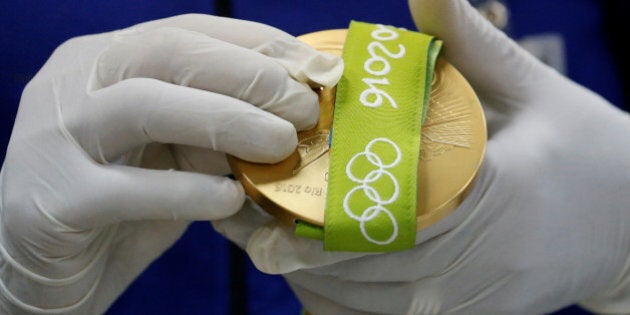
[0,1,622,314]
[506,0,624,109]
[106,222,232,314]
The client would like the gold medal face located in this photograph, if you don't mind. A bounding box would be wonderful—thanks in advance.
[227,29,486,230]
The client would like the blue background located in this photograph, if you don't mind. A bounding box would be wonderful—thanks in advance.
[0,1,625,314]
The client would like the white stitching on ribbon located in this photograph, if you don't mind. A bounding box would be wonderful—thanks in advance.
[343,138,401,245]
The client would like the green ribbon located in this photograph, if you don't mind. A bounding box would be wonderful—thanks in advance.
[296,21,441,252]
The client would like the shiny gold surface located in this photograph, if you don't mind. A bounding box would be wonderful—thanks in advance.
[228,29,487,230]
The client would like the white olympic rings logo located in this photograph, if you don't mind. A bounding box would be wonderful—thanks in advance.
[343,138,401,245]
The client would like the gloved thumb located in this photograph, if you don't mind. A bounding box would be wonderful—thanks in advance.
[409,0,557,103]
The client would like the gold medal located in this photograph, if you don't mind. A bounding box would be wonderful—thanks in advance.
[227,29,486,231]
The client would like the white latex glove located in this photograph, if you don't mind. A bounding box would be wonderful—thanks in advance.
[0,14,342,314]
[213,0,630,314]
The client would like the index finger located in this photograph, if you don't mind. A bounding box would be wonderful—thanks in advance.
[129,14,344,87]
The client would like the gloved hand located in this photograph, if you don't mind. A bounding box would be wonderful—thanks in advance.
[0,14,342,314]
[212,0,630,314]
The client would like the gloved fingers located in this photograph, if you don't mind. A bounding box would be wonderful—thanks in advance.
[89,78,297,164]
[244,221,456,277]
[127,14,343,87]
[281,223,469,283]
[211,200,365,268]
[409,0,557,103]
[170,144,231,175]
[133,143,232,175]
[95,26,323,131]
[64,164,245,228]
[242,220,367,275]
[211,198,275,249]
[212,200,364,275]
